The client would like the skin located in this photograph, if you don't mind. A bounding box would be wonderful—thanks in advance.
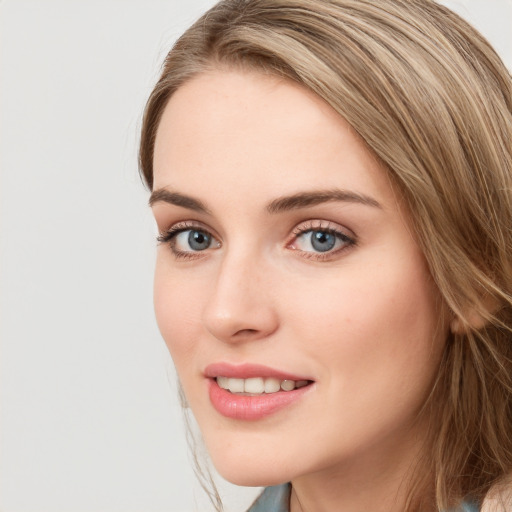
[151,69,450,512]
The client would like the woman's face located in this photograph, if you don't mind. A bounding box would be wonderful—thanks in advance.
[151,69,449,486]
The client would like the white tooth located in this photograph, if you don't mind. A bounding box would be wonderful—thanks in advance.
[264,378,281,393]
[244,377,265,394]
[228,378,245,393]
[281,379,296,391]
[295,380,309,389]
[217,376,229,389]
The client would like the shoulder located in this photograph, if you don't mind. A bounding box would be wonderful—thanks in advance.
[246,483,291,512]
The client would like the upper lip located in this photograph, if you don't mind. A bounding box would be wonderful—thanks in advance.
[204,362,313,381]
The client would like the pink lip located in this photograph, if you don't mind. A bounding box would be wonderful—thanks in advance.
[204,362,314,421]
[204,362,311,381]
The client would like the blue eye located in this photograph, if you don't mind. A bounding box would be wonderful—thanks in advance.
[292,228,353,255]
[157,225,220,257]
[176,229,212,251]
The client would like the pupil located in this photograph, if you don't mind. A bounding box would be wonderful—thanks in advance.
[188,230,211,251]
[311,231,335,252]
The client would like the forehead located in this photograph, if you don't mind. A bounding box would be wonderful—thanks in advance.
[153,69,395,207]
[154,69,347,161]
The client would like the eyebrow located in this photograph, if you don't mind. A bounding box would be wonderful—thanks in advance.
[266,189,381,213]
[149,188,381,214]
[149,189,211,214]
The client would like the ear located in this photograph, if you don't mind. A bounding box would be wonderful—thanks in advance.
[450,293,500,334]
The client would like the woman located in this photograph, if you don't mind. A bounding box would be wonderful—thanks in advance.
[139,1,512,510]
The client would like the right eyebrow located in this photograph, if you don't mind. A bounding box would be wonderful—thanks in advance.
[148,189,211,215]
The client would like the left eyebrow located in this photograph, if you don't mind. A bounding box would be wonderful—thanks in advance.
[266,189,382,213]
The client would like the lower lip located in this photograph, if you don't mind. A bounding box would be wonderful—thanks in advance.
[208,379,313,421]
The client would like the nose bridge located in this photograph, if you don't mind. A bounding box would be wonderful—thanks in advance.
[202,244,278,343]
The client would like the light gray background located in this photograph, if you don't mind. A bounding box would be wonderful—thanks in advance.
[1,1,511,511]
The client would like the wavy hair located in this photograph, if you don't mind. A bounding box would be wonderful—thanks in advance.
[140,1,512,509]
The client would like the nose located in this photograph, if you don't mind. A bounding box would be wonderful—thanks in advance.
[202,251,279,344]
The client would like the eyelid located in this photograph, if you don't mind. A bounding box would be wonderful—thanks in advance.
[157,220,218,242]
[290,219,355,240]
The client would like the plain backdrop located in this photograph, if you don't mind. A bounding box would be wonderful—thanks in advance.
[1,1,511,511]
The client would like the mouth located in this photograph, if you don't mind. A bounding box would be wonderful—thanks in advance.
[205,363,315,420]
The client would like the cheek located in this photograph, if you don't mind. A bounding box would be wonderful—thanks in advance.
[153,261,204,366]
[285,254,447,392]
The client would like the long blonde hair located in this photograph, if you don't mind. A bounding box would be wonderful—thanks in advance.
[140,1,512,509]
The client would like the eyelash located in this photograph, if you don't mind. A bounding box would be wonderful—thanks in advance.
[156,220,356,261]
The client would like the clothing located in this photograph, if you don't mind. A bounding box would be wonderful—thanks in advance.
[246,483,481,512]
[247,484,291,512]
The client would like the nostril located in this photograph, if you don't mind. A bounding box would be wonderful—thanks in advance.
[234,328,258,336]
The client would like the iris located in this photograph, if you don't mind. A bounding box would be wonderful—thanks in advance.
[188,230,211,251]
[310,231,336,252]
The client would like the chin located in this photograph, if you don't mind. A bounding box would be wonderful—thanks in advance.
[206,441,296,487]
[215,464,291,488]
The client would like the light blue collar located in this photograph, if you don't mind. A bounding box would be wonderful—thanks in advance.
[247,484,291,512]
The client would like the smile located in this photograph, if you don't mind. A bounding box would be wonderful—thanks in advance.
[205,363,315,420]
[216,376,310,395]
